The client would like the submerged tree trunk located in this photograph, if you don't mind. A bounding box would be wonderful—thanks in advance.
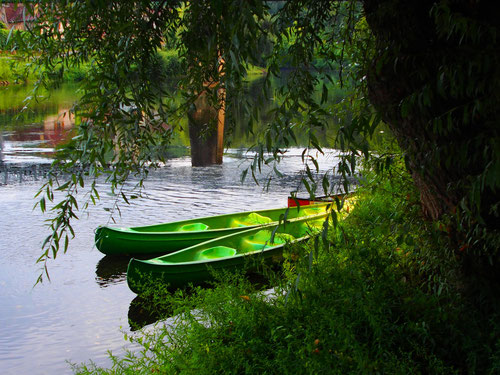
[188,89,225,167]
[188,92,218,166]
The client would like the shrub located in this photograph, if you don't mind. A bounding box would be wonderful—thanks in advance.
[73,156,500,374]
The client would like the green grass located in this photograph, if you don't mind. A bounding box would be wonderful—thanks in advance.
[72,159,500,374]
[245,64,267,78]
[0,54,92,84]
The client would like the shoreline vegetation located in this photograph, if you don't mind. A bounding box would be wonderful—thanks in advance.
[0,35,268,86]
[74,155,500,374]
[0,49,267,86]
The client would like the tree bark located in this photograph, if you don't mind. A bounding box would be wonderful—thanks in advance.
[188,91,219,166]
[362,0,499,225]
[187,56,225,167]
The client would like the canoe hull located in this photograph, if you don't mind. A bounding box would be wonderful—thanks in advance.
[95,226,249,256]
[126,213,329,293]
[287,193,351,207]
[127,245,283,292]
[96,204,330,256]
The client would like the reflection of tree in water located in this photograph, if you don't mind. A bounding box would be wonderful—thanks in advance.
[0,84,78,128]
[0,85,80,163]
[225,76,346,149]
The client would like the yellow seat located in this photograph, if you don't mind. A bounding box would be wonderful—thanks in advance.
[230,213,273,228]
[178,223,209,231]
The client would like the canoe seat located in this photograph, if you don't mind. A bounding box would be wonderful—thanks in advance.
[243,239,268,251]
[199,246,237,260]
[301,207,325,216]
[230,213,273,228]
[243,232,296,251]
[178,222,209,231]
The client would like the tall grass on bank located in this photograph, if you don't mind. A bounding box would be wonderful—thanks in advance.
[0,48,184,84]
[74,159,500,374]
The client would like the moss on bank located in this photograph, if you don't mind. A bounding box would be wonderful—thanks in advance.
[73,157,500,374]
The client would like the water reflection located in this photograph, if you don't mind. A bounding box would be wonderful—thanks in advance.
[95,256,130,287]
[95,253,171,288]
[0,77,347,165]
[128,295,176,331]
[0,85,78,163]
[126,266,276,330]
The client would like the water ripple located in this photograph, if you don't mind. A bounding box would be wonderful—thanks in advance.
[0,149,344,374]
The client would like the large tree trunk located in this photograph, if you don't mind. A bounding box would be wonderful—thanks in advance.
[362,0,499,225]
[188,92,218,166]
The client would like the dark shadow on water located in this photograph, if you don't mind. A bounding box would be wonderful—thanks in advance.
[95,255,130,287]
[127,269,277,331]
[95,254,168,288]
[128,294,177,331]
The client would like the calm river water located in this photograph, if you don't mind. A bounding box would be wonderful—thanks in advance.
[0,84,342,374]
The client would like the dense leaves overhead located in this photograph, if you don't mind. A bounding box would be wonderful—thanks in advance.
[363,0,500,263]
[14,0,500,280]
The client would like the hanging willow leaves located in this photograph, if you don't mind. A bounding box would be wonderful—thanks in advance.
[14,0,498,283]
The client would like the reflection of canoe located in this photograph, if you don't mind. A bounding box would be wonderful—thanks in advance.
[95,204,330,256]
[94,255,131,288]
[128,295,174,331]
[127,212,330,294]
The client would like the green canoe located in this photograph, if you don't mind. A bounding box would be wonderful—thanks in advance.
[126,211,330,293]
[95,204,330,256]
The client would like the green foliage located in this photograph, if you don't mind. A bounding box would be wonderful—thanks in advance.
[73,162,500,374]
[362,1,500,264]
[16,0,499,281]
[0,28,17,50]
[0,55,32,82]
[156,49,184,77]
[0,28,11,48]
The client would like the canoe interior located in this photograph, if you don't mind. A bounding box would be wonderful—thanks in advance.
[126,213,330,292]
[143,214,327,265]
[123,204,329,233]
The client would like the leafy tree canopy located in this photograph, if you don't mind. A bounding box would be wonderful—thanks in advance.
[14,0,499,282]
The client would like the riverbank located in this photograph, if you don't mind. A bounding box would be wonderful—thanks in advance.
[73,157,500,374]
[0,54,90,85]
[0,49,266,86]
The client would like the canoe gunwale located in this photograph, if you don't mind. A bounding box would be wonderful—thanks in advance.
[126,211,331,292]
[96,203,333,256]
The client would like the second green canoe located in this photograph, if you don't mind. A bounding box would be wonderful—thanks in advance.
[95,204,330,256]
[127,212,330,293]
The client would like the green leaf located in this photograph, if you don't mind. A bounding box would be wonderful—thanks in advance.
[240,168,249,183]
[121,192,130,204]
[321,83,328,104]
[40,197,46,212]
